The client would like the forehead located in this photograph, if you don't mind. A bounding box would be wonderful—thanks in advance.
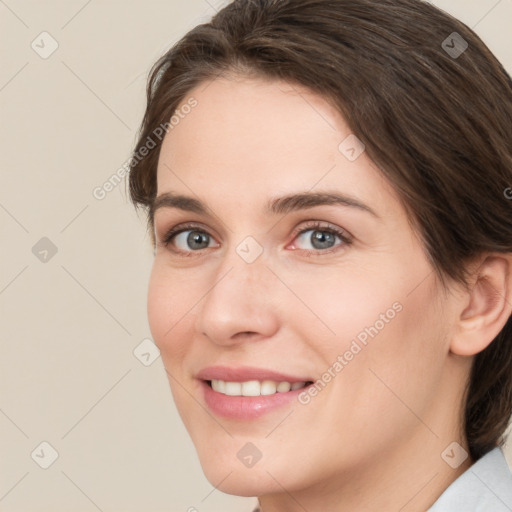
[155,76,397,214]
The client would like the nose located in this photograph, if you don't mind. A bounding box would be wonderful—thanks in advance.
[194,250,280,347]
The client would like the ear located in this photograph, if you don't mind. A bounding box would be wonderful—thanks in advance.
[450,254,512,356]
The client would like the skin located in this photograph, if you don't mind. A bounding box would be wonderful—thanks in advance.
[148,75,512,512]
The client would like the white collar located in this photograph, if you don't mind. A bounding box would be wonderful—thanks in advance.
[428,446,512,511]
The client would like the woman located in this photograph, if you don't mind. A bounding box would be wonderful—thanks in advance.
[128,0,512,510]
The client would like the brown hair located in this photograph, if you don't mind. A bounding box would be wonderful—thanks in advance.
[128,0,512,461]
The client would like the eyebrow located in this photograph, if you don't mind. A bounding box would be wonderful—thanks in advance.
[151,191,380,219]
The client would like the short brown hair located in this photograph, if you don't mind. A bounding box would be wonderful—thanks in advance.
[128,0,512,461]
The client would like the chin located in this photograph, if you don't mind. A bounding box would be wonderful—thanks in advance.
[200,462,279,497]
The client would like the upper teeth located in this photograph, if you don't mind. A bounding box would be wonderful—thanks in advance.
[210,379,307,396]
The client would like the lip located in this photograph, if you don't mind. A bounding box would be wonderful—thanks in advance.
[196,366,314,420]
[200,380,312,420]
[196,365,312,383]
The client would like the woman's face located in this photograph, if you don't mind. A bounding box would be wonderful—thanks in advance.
[148,76,464,497]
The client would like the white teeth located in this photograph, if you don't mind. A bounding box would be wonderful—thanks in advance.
[209,379,307,396]
[224,382,242,396]
[211,379,225,393]
[260,380,277,395]
[241,380,261,396]
[276,381,291,392]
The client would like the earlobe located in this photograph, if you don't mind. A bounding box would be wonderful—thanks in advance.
[450,254,512,357]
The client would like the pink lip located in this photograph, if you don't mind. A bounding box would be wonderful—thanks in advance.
[196,366,314,420]
[200,380,311,420]
[196,365,311,383]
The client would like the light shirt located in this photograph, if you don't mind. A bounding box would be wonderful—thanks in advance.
[251,447,512,511]
[428,446,512,511]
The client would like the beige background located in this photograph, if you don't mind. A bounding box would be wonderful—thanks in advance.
[1,1,511,511]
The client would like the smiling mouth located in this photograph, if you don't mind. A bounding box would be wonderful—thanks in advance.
[205,379,314,397]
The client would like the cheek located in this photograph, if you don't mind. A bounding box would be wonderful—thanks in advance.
[283,263,404,352]
[147,267,170,347]
[289,259,445,405]
[147,262,193,363]
[337,274,447,426]
[147,264,200,419]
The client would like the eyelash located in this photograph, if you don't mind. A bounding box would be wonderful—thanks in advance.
[159,220,352,258]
